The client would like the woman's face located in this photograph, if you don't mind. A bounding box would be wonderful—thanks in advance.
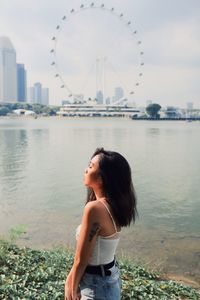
[84,155,102,188]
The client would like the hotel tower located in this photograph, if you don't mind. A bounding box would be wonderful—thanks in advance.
[0,36,17,103]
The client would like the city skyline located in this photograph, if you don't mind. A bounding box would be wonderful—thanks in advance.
[0,0,200,108]
[0,36,49,105]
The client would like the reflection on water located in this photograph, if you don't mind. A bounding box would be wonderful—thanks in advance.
[0,130,28,217]
[146,127,160,136]
[0,118,200,284]
[0,129,28,182]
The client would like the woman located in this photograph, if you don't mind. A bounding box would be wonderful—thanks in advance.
[65,148,137,300]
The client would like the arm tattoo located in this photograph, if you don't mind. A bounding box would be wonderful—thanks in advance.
[89,222,100,242]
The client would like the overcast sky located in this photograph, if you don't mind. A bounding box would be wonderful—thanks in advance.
[0,0,200,107]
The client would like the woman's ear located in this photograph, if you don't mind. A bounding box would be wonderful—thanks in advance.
[98,176,103,185]
[94,172,102,186]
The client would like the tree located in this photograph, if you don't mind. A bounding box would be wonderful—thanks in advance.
[31,103,44,114]
[0,107,10,116]
[146,103,161,118]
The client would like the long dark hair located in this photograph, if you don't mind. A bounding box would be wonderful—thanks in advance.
[86,148,138,226]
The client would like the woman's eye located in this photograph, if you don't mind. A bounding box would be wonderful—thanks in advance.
[88,161,94,168]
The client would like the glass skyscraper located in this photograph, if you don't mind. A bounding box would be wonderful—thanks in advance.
[34,82,42,104]
[0,36,17,103]
[17,64,27,102]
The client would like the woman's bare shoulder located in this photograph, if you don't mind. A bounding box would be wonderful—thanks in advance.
[81,202,103,229]
[84,201,104,217]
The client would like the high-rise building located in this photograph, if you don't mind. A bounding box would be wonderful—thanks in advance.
[96,90,103,104]
[28,83,49,105]
[17,64,27,102]
[114,87,124,103]
[0,36,17,103]
[42,88,49,105]
[34,82,42,104]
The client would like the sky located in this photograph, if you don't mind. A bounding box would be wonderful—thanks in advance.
[0,0,200,108]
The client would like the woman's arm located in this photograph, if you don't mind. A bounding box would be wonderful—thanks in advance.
[65,201,101,300]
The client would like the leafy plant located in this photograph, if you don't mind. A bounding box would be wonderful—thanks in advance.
[0,241,199,299]
[8,224,28,244]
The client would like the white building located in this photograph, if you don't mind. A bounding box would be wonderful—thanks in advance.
[13,109,35,116]
[0,36,17,103]
[58,103,141,117]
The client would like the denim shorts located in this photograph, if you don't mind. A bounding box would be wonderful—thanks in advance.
[79,265,121,300]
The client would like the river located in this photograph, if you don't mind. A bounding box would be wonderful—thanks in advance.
[0,117,199,283]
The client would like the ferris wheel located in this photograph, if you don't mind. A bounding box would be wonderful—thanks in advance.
[50,2,144,104]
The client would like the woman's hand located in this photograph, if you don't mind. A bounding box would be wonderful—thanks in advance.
[64,277,80,300]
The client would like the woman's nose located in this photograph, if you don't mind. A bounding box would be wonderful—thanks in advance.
[85,168,88,174]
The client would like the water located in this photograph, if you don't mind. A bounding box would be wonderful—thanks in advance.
[0,117,200,283]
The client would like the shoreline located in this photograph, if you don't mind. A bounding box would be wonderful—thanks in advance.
[164,274,200,289]
[1,240,199,299]
[0,115,200,121]
[12,237,200,289]
[1,231,200,289]
[1,216,200,288]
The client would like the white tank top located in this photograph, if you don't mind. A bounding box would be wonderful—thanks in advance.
[76,200,120,265]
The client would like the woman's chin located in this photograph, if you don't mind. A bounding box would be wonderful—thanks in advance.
[83,180,88,186]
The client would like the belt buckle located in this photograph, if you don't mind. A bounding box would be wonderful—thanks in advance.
[101,265,112,276]
[105,269,111,276]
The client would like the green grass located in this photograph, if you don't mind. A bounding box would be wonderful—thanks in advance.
[0,240,199,300]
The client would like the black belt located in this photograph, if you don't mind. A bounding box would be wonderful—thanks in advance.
[85,259,115,277]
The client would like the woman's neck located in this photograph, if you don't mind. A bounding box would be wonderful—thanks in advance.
[93,187,105,200]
